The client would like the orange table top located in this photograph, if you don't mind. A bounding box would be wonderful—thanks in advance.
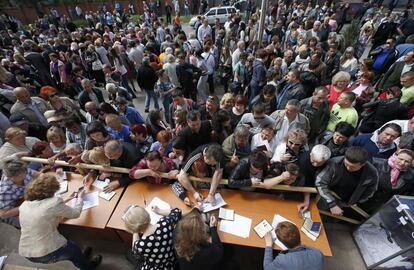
[107,181,332,256]
[59,173,125,229]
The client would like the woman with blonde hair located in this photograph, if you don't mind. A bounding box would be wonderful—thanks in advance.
[175,209,235,270]
[326,71,351,109]
[271,128,308,163]
[46,126,66,153]
[19,174,102,268]
[339,47,358,76]
[122,204,181,269]
[220,93,235,111]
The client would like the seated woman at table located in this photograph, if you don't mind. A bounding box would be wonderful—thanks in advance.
[122,204,181,270]
[263,221,323,270]
[150,130,173,157]
[129,124,153,160]
[0,158,39,228]
[228,149,268,190]
[367,149,414,213]
[85,121,114,150]
[129,150,179,184]
[175,208,239,270]
[19,174,102,269]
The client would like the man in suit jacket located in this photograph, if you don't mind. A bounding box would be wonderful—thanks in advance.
[276,70,306,110]
[23,43,55,87]
[78,78,104,110]
[378,49,414,90]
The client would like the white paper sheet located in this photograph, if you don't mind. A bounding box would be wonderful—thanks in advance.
[219,208,235,220]
[0,255,7,269]
[219,213,252,238]
[199,193,227,213]
[145,197,171,225]
[271,214,296,250]
[73,191,100,211]
[56,181,68,195]
[99,191,116,201]
[92,178,110,190]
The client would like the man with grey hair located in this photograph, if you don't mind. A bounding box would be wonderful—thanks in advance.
[297,144,332,213]
[222,125,252,175]
[103,139,140,191]
[232,41,246,70]
[78,78,104,110]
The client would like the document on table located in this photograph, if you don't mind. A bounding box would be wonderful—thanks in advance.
[219,214,252,238]
[199,193,227,213]
[145,197,171,225]
[271,214,296,250]
[92,178,110,190]
[56,180,68,195]
[72,191,100,211]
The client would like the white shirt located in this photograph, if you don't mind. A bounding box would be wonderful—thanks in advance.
[201,52,215,75]
[339,58,358,74]
[402,63,414,75]
[271,143,288,162]
[274,115,300,146]
[232,48,241,70]
[95,46,110,65]
[197,24,212,42]
[128,47,144,69]
[251,132,278,155]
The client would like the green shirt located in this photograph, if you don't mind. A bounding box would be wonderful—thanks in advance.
[327,104,358,131]
[400,85,414,104]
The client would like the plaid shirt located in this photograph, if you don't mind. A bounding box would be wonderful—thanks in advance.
[0,169,33,210]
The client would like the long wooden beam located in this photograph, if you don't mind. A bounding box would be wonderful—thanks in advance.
[21,156,318,194]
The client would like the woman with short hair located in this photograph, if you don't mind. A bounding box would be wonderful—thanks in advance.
[0,159,39,228]
[122,204,181,270]
[46,126,66,153]
[271,129,308,164]
[85,121,113,150]
[326,71,351,109]
[19,174,102,269]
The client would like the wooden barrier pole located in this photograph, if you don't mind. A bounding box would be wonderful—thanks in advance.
[21,156,318,194]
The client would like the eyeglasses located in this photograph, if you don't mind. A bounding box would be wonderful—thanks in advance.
[288,140,302,146]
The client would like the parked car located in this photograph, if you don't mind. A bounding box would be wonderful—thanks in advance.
[189,5,239,28]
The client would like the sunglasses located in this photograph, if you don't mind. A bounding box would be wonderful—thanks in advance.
[288,140,302,146]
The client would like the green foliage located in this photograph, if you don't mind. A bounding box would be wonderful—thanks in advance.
[73,19,88,28]
[342,19,359,50]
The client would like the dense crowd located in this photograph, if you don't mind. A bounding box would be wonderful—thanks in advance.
[0,0,414,269]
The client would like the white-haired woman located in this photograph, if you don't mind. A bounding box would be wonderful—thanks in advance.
[326,71,351,109]
[339,47,358,76]
[122,205,181,269]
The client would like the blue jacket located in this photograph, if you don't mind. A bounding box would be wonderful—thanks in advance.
[107,124,133,144]
[351,133,396,159]
[264,245,323,270]
[123,106,144,125]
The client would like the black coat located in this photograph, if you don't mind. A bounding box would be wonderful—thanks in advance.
[78,88,104,110]
[137,64,158,91]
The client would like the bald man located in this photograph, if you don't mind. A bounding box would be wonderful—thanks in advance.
[84,101,99,123]
[10,87,50,139]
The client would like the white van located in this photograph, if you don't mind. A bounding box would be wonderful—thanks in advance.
[189,6,238,28]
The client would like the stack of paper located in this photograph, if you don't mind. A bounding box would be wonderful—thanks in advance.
[145,197,171,225]
[199,193,227,213]
[301,218,321,241]
[271,214,296,250]
[219,214,252,238]
[92,178,109,189]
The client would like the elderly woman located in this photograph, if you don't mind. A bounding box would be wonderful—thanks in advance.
[339,47,358,76]
[271,128,308,164]
[122,204,181,270]
[0,127,40,169]
[129,150,178,184]
[351,71,375,112]
[46,126,66,153]
[0,158,39,228]
[369,149,414,212]
[18,174,102,268]
[326,71,351,109]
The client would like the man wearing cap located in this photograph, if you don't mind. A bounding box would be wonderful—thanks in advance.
[11,87,50,139]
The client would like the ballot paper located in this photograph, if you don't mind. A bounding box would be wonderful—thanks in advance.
[56,171,68,182]
[72,191,100,211]
[56,180,68,195]
[271,214,296,250]
[99,191,116,201]
[254,219,273,238]
[219,208,235,221]
[92,178,110,190]
[219,214,252,238]
[145,197,171,225]
[199,193,227,213]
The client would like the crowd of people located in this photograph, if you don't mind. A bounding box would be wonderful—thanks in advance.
[1,0,414,269]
